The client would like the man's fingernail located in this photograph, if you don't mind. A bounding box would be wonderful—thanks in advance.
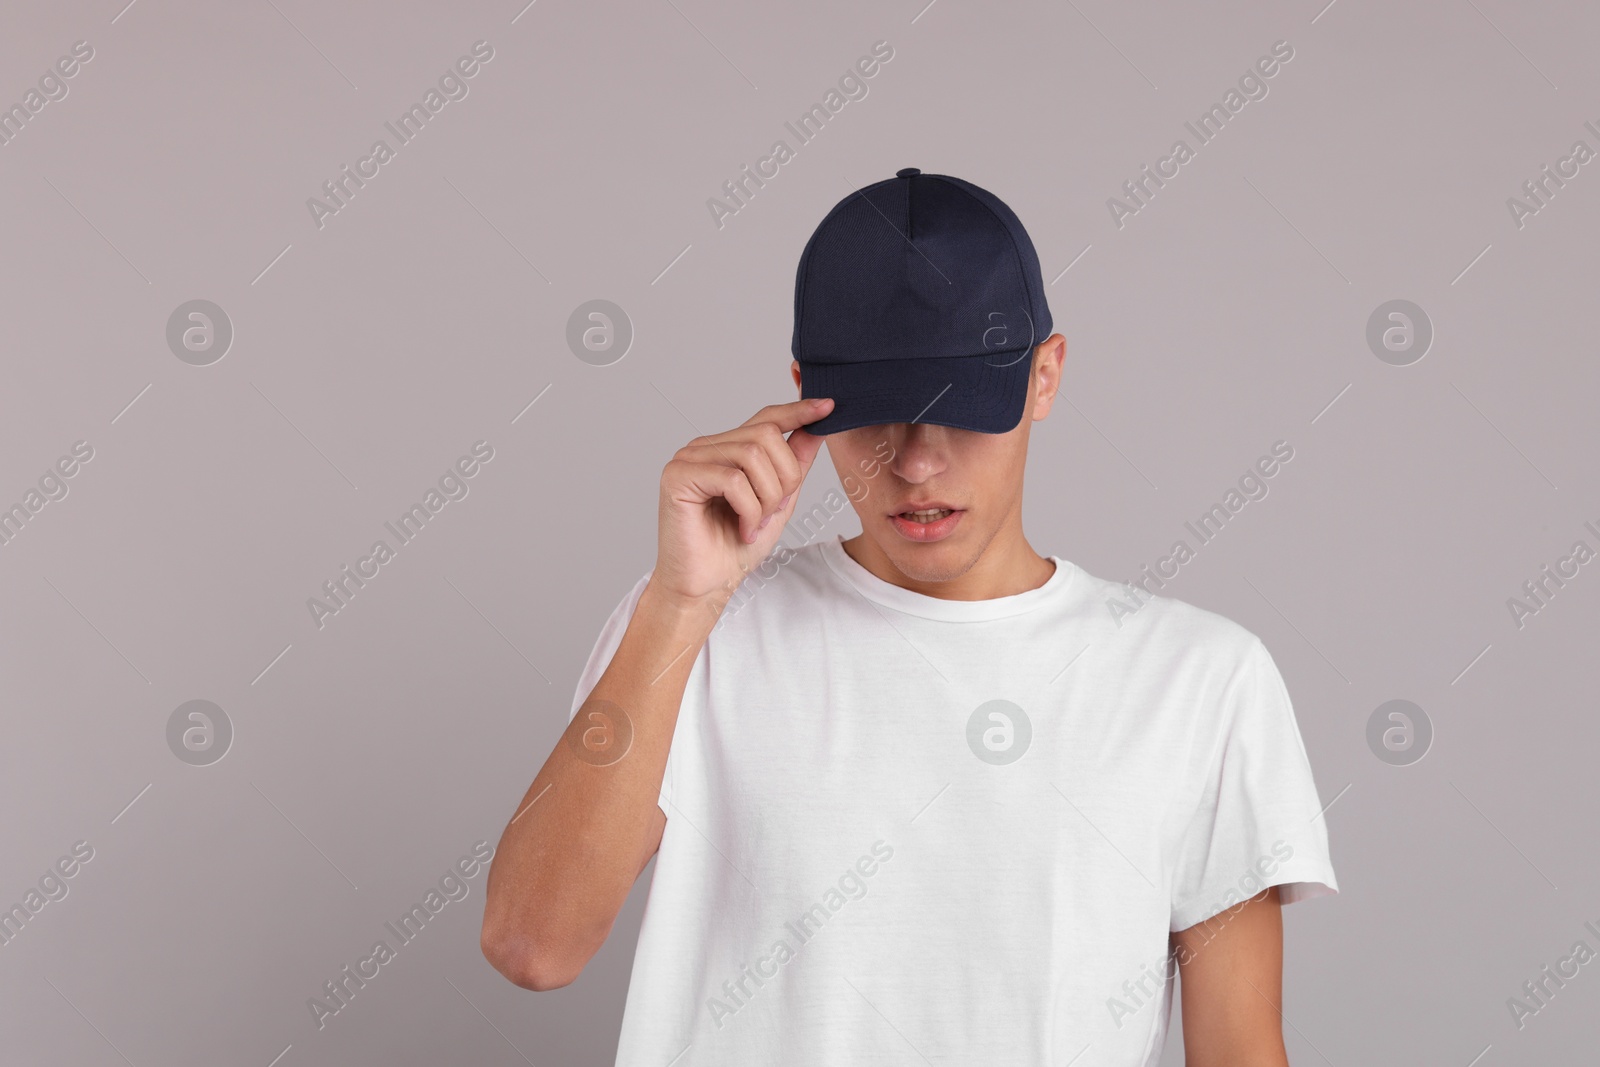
[758,514,772,530]
[778,495,790,509]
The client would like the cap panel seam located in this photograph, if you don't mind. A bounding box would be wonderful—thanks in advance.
[795,180,906,360]
[927,175,1042,344]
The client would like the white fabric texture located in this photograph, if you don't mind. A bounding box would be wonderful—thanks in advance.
[568,535,1337,1066]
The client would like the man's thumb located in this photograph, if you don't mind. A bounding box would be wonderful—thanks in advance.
[787,427,826,475]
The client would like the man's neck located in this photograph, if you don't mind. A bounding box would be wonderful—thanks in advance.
[839,527,1057,602]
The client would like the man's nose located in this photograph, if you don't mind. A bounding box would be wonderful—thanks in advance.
[888,423,948,482]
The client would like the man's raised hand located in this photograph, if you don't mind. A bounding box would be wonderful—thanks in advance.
[653,397,834,608]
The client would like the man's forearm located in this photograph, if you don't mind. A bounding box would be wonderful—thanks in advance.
[480,579,718,989]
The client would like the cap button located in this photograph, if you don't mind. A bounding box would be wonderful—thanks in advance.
[896,167,920,178]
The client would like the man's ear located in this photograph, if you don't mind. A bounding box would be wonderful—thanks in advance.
[1030,334,1066,422]
[791,360,803,396]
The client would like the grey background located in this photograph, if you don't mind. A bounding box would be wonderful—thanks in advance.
[1,0,1596,1063]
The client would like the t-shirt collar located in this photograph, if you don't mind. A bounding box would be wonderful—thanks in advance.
[817,534,1077,622]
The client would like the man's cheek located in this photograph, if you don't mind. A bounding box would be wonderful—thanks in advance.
[857,445,894,480]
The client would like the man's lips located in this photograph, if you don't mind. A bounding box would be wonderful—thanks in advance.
[888,504,964,543]
[891,501,960,517]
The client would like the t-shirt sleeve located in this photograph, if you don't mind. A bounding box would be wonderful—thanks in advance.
[567,571,676,811]
[1169,637,1339,931]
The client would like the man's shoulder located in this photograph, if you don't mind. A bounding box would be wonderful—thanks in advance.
[714,538,837,628]
[1071,563,1263,660]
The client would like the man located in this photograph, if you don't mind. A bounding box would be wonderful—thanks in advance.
[482,168,1338,1065]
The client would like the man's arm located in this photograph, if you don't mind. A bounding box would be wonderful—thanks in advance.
[479,583,711,991]
[479,397,833,991]
[1172,885,1289,1067]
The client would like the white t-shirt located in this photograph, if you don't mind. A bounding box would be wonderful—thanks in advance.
[569,535,1337,1066]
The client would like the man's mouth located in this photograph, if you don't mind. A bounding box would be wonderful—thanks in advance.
[888,503,964,542]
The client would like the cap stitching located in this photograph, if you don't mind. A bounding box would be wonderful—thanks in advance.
[927,175,1045,344]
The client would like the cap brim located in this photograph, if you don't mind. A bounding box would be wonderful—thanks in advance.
[798,347,1033,435]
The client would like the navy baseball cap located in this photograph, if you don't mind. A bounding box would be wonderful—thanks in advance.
[792,168,1053,435]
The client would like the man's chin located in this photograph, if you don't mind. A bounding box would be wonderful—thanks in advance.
[863,528,984,587]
